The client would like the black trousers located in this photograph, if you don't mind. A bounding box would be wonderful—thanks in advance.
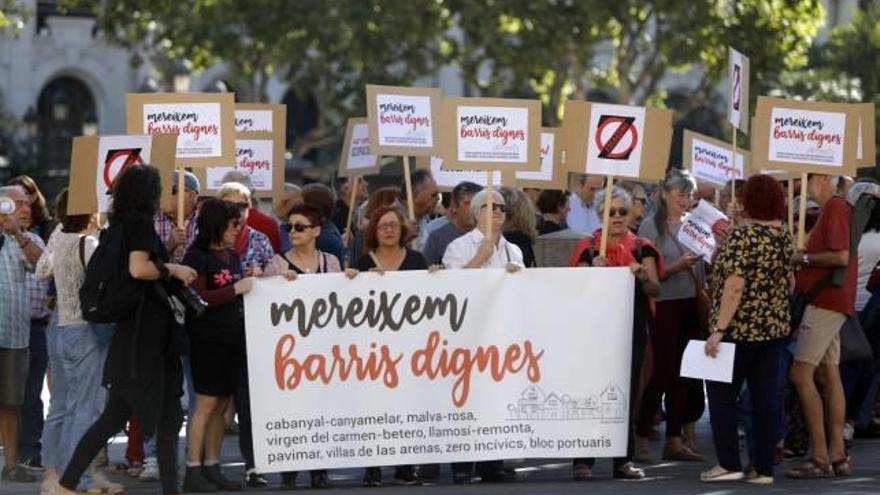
[707,338,784,477]
[60,388,183,494]
[234,344,256,471]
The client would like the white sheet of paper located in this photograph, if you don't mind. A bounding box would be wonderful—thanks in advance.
[680,339,735,383]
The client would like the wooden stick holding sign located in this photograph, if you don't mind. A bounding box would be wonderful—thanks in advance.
[788,176,795,233]
[730,130,738,207]
[485,171,494,241]
[177,167,186,227]
[344,175,360,243]
[798,172,808,249]
[402,156,416,221]
[599,176,614,256]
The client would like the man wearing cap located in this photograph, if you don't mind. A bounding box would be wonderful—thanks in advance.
[154,170,200,263]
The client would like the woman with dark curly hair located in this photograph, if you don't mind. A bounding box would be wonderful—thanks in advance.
[55,165,197,495]
[700,174,793,485]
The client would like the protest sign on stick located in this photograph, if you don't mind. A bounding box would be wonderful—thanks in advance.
[337,117,381,247]
[440,97,542,239]
[126,92,235,224]
[752,96,860,247]
[196,104,287,200]
[676,200,730,262]
[366,85,442,220]
[728,48,751,204]
[683,130,750,190]
[515,128,567,190]
[68,134,177,215]
[561,101,673,255]
[415,156,512,192]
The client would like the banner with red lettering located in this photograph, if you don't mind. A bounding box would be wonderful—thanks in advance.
[244,268,634,472]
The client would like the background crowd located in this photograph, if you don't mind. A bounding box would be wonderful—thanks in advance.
[0,161,879,493]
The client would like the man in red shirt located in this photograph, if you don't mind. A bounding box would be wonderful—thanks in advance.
[788,174,856,478]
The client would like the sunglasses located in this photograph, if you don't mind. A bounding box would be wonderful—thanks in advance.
[608,207,630,217]
[232,201,250,209]
[288,223,314,233]
[481,204,507,214]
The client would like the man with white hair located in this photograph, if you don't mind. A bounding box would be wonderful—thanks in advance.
[443,189,524,271]
[0,185,44,483]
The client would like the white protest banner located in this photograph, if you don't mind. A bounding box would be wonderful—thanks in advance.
[126,93,235,167]
[339,118,381,178]
[244,268,634,472]
[67,134,177,215]
[683,130,750,188]
[415,156,512,192]
[440,97,541,172]
[676,200,729,262]
[727,47,750,133]
[366,85,442,156]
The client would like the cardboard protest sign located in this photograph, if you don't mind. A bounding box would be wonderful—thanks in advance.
[752,96,859,175]
[415,156,513,193]
[561,101,671,181]
[195,104,287,199]
[125,93,235,167]
[338,118,381,178]
[856,102,876,167]
[515,128,567,189]
[683,130,751,188]
[365,85,442,156]
[676,199,729,262]
[438,97,542,172]
[728,48,750,133]
[67,134,177,215]
[234,103,285,134]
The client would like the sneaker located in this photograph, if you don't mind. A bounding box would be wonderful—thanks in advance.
[614,462,645,480]
[183,465,218,493]
[202,464,241,491]
[1,466,37,482]
[246,471,269,488]
[139,457,159,482]
[393,467,421,486]
[19,455,44,472]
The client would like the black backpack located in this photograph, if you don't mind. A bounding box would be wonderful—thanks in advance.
[80,222,144,323]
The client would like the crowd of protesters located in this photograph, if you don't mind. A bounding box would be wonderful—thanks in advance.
[1,161,879,494]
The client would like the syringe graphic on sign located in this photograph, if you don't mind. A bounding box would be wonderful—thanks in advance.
[595,116,638,160]
[732,65,742,112]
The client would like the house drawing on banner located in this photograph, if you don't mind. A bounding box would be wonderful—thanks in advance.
[507,384,627,422]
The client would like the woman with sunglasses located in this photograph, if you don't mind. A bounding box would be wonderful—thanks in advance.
[568,185,662,481]
[265,204,338,489]
[347,205,426,487]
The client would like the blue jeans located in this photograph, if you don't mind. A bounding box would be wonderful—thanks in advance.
[42,316,68,470]
[19,319,49,461]
[59,323,107,490]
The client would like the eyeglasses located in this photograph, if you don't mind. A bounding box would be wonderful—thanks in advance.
[481,204,507,214]
[232,201,250,209]
[377,222,401,232]
[289,223,314,233]
[608,207,630,217]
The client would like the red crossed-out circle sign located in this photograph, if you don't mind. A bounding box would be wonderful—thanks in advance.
[595,115,639,160]
[103,148,145,188]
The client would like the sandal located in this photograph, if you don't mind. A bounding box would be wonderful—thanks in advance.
[700,465,744,482]
[785,459,833,479]
[831,457,852,477]
[614,462,645,480]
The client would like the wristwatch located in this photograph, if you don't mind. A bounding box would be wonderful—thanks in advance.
[712,326,727,335]
[802,253,810,266]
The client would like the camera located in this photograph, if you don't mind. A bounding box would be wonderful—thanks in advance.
[0,197,15,215]
[168,279,208,318]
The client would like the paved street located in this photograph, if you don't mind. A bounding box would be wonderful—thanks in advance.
[2,418,878,494]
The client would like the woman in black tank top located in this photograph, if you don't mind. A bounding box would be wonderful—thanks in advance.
[266,205,341,279]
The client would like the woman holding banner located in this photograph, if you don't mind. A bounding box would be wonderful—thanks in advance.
[701,174,793,484]
[569,186,661,480]
[443,189,522,484]
[265,203,340,489]
[348,205,427,487]
[56,165,198,495]
[181,199,258,492]
[634,168,706,463]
